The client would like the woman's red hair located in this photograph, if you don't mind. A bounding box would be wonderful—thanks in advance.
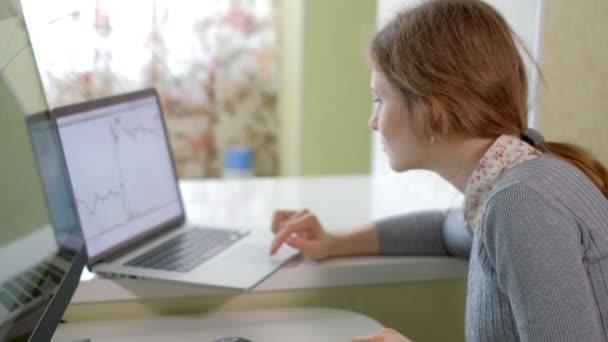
[369,0,608,197]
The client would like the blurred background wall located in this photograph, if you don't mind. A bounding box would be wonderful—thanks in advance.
[538,0,608,165]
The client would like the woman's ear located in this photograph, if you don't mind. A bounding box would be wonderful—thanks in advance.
[428,97,447,137]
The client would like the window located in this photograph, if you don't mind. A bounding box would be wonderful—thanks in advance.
[24,0,280,178]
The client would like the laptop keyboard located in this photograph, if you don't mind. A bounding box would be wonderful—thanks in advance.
[124,228,244,273]
[0,262,65,314]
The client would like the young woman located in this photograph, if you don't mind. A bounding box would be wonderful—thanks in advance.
[270,0,608,341]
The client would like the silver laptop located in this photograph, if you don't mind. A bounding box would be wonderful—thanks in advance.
[51,88,297,290]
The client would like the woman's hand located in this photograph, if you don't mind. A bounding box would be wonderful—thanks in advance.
[351,328,413,342]
[269,209,334,260]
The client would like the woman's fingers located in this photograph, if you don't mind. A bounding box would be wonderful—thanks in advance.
[269,212,318,255]
[271,210,297,233]
[285,234,323,259]
[271,209,309,233]
[352,329,412,342]
[351,336,382,342]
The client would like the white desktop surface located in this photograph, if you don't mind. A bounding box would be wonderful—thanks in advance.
[52,307,384,342]
[72,173,467,302]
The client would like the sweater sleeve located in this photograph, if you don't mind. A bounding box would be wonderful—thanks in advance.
[483,183,604,342]
[375,208,472,258]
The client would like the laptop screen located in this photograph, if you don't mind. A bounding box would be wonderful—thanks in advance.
[54,91,183,262]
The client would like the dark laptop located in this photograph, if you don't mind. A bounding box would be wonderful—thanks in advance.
[0,1,86,340]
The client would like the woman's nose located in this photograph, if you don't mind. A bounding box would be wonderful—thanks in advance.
[368,114,378,131]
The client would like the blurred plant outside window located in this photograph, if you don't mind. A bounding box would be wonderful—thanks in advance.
[22,0,280,178]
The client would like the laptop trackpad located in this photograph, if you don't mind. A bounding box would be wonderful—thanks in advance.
[223,244,284,265]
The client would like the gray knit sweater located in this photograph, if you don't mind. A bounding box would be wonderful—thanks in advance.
[375,154,608,341]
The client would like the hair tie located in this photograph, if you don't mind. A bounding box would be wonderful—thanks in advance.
[521,128,544,147]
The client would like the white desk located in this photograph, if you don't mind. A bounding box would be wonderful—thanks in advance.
[72,173,466,302]
[53,307,384,341]
[64,174,468,341]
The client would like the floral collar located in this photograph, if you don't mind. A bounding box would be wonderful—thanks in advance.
[463,134,542,233]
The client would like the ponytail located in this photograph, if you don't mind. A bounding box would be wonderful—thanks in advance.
[537,142,608,199]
